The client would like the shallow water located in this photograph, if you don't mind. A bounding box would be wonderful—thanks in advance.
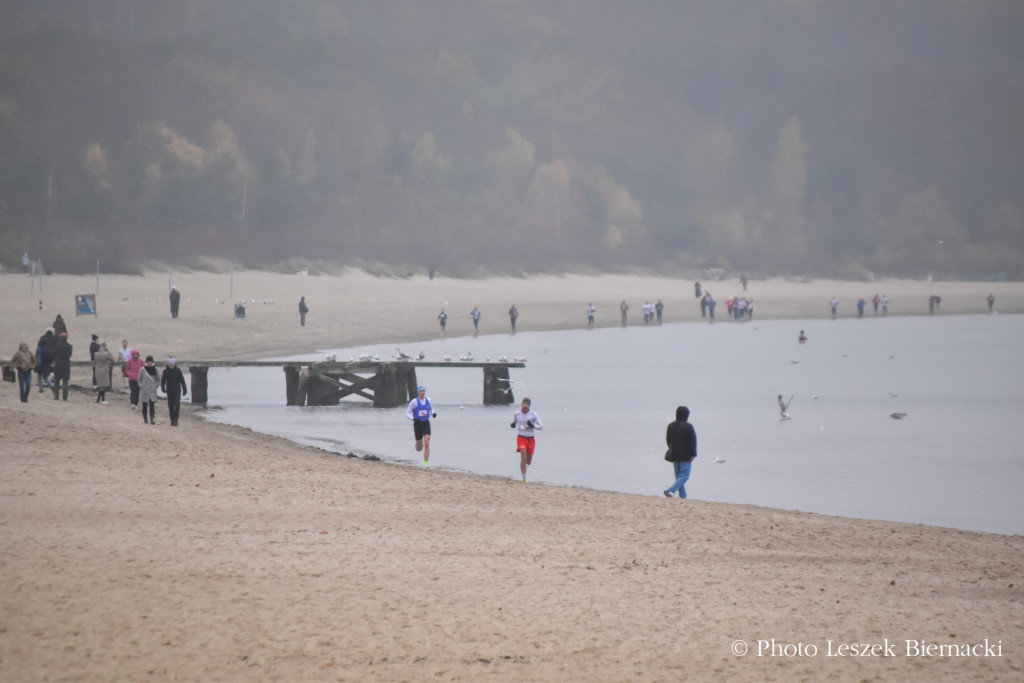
[202,314,1024,535]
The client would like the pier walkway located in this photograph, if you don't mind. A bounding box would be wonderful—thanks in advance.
[61,359,525,407]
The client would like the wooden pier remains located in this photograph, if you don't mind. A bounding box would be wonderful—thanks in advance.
[66,359,525,407]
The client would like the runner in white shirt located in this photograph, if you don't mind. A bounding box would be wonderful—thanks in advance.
[511,398,543,482]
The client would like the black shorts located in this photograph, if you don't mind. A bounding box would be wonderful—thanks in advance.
[413,420,431,440]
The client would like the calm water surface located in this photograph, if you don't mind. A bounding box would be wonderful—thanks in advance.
[202,314,1024,535]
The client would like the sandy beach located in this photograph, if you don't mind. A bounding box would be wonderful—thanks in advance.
[2,269,1023,681]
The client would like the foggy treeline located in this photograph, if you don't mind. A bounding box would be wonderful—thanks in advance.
[2,0,1023,277]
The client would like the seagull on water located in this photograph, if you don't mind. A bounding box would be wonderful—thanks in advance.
[714,456,726,464]
[778,394,793,419]
[890,412,907,419]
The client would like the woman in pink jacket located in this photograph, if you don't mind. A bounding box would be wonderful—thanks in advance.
[124,349,145,409]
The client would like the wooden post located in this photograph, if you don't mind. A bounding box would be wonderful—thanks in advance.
[284,366,300,406]
[404,366,419,402]
[483,366,513,405]
[307,370,341,406]
[296,368,310,406]
[189,366,209,405]
[374,365,403,407]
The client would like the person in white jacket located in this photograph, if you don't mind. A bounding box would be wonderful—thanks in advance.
[137,356,160,424]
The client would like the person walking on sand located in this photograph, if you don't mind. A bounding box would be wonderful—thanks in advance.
[508,304,518,333]
[405,385,436,467]
[470,306,481,334]
[663,406,697,499]
[169,285,181,319]
[117,340,133,389]
[10,342,35,403]
[620,300,629,327]
[160,358,188,426]
[125,349,144,409]
[298,296,309,327]
[51,332,73,401]
[586,302,596,329]
[89,334,100,388]
[137,356,160,424]
[438,308,448,336]
[511,397,543,482]
[829,296,839,319]
[35,327,56,392]
[93,342,115,404]
[988,293,995,313]
[52,314,68,337]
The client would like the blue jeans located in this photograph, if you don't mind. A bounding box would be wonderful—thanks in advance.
[668,460,692,498]
[17,369,32,402]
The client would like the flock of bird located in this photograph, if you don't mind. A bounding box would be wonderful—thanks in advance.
[321,349,528,364]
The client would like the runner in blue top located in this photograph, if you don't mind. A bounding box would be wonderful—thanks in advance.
[406,385,436,467]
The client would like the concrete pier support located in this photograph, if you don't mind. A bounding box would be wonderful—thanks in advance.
[284,366,300,405]
[189,366,209,405]
[373,366,402,407]
[483,366,514,405]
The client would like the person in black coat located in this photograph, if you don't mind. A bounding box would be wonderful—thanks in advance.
[36,328,56,392]
[169,286,181,318]
[160,357,188,426]
[52,314,68,336]
[663,405,698,499]
[51,332,73,401]
[89,334,101,388]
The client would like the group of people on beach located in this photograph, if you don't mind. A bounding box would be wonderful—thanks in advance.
[9,317,189,426]
[433,305,517,336]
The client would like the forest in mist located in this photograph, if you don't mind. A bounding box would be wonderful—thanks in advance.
[2,0,1023,277]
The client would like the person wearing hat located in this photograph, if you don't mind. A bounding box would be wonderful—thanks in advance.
[93,342,115,404]
[51,332,73,401]
[405,385,436,467]
[160,357,188,426]
[511,397,543,482]
[137,356,160,424]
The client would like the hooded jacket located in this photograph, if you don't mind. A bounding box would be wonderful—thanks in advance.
[36,330,56,367]
[665,406,697,463]
[124,352,144,381]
